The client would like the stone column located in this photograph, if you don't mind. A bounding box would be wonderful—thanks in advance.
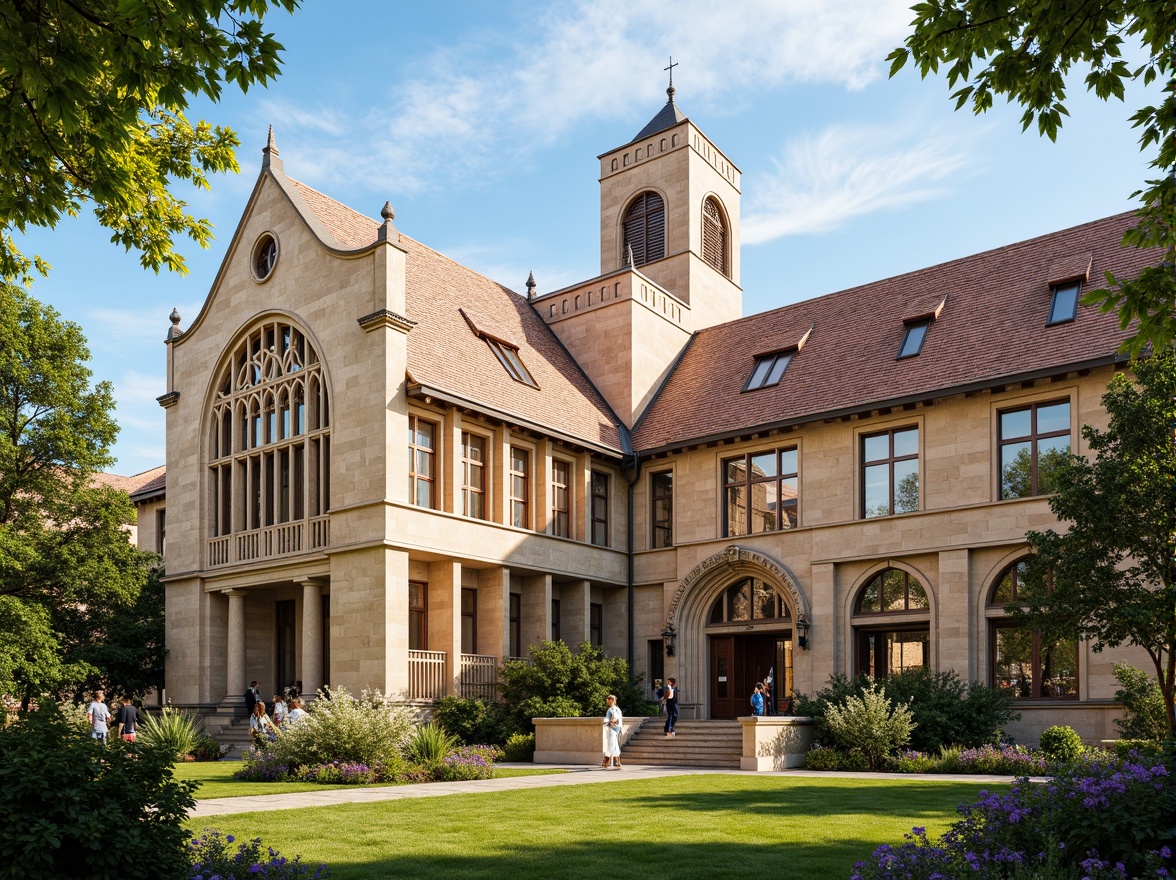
[298,578,325,697]
[224,589,247,701]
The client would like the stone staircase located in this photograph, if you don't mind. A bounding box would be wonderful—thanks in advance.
[202,707,253,758]
[621,719,743,768]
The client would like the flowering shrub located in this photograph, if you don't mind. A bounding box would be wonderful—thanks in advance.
[188,829,330,879]
[233,746,292,782]
[950,744,1046,776]
[824,684,914,770]
[852,755,1172,879]
[268,687,416,770]
[294,761,380,785]
[884,749,939,774]
[435,749,494,781]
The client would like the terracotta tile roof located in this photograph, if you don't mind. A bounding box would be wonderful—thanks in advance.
[290,180,380,248]
[92,465,166,496]
[128,471,166,502]
[632,212,1157,452]
[288,178,624,452]
[399,235,624,451]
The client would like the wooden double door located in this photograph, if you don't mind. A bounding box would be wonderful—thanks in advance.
[709,633,790,718]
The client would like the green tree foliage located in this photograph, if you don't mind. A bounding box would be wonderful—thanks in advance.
[0,702,196,879]
[0,0,298,282]
[0,283,161,703]
[890,2,1176,354]
[497,640,655,734]
[1016,348,1176,731]
[1112,662,1167,740]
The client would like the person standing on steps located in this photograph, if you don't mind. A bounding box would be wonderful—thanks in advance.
[244,680,259,716]
[663,677,679,736]
[602,695,623,769]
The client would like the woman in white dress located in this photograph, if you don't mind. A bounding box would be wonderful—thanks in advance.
[602,694,623,770]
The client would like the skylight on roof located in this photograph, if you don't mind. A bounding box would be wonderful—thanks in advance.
[486,338,538,388]
[1047,281,1080,325]
[745,350,793,391]
[898,320,930,359]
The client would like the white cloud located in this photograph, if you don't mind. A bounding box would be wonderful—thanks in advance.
[277,0,912,193]
[742,122,975,244]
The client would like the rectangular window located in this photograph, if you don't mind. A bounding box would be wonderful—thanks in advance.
[461,587,477,654]
[651,471,673,548]
[508,593,522,658]
[857,629,929,679]
[510,446,530,529]
[723,447,799,537]
[999,400,1070,499]
[408,415,437,509]
[156,509,166,556]
[551,459,570,537]
[590,603,603,647]
[1047,281,1080,325]
[862,427,919,518]
[898,320,930,358]
[591,471,610,547]
[648,639,665,691]
[551,599,561,643]
[745,350,794,391]
[409,581,427,651]
[991,624,1078,699]
[461,432,487,519]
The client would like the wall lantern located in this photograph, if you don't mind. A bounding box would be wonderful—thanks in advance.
[661,624,677,657]
[796,616,810,650]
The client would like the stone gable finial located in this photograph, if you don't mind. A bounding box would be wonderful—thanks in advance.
[166,308,183,341]
[262,126,283,172]
[381,201,395,222]
[526,270,537,300]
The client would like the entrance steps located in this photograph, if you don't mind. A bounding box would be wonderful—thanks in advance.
[621,719,743,768]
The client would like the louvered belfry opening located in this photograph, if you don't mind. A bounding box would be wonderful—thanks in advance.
[702,197,727,275]
[623,191,666,267]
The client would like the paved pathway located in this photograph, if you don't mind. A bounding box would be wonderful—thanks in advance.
[189,764,1018,818]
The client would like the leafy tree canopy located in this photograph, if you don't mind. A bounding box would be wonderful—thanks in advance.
[0,0,298,283]
[1016,347,1176,731]
[0,283,161,703]
[889,2,1176,355]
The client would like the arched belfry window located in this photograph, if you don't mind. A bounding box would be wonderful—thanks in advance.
[207,319,331,566]
[622,191,665,268]
[852,568,930,680]
[702,197,727,275]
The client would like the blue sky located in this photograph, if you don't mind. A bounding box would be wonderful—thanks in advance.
[16,0,1159,476]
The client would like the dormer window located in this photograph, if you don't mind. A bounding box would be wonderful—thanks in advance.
[1047,281,1080,325]
[898,320,930,359]
[485,338,538,388]
[898,296,946,359]
[745,350,794,391]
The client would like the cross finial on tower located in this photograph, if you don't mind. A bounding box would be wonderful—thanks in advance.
[665,56,678,101]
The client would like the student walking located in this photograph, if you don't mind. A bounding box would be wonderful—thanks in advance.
[602,694,623,769]
[663,678,679,736]
[87,690,111,744]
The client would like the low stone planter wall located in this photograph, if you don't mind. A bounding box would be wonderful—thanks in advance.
[738,716,815,770]
[533,716,649,765]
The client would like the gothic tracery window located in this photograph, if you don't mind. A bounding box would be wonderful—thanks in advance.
[622,191,665,267]
[207,320,330,565]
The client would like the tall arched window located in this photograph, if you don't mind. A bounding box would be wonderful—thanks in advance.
[852,568,930,680]
[987,560,1077,699]
[622,191,665,267]
[207,320,330,566]
[702,197,727,275]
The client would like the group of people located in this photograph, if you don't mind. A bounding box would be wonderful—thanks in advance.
[244,680,306,745]
[85,689,141,744]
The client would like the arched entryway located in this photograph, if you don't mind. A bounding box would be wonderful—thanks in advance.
[665,545,810,720]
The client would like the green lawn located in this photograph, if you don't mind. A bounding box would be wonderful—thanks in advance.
[172,761,565,799]
[185,775,1000,880]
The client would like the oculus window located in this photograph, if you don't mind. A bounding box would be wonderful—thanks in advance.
[252,233,279,281]
[1047,281,1080,325]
